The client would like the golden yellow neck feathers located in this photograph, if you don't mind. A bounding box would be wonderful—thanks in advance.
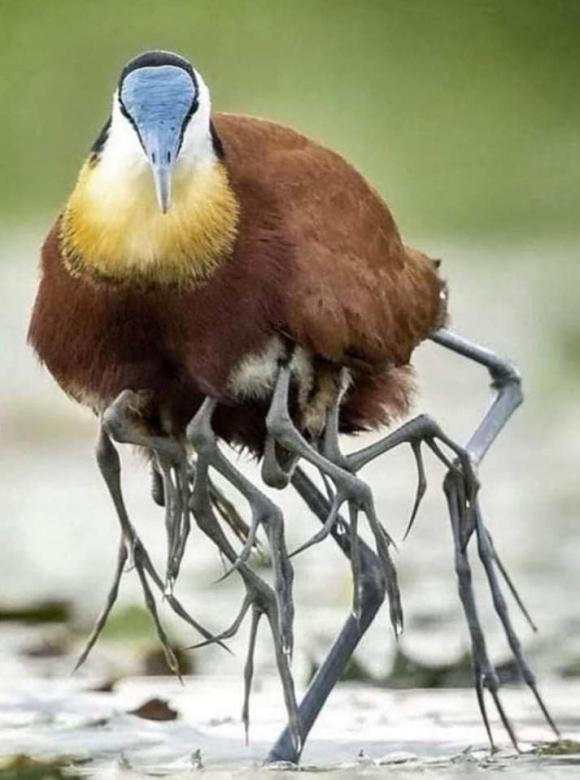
[60,158,239,286]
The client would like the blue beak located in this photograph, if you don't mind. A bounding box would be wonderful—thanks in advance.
[140,122,179,213]
[119,64,197,213]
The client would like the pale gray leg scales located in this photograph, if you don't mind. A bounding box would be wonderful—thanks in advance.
[103,390,192,590]
[186,398,301,752]
[74,404,229,676]
[264,364,403,636]
[316,328,556,750]
[187,398,295,660]
[268,466,387,764]
[271,329,557,752]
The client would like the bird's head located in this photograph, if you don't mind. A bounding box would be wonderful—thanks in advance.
[98,50,214,213]
[63,50,238,285]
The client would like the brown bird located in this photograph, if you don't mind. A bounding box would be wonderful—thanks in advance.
[28,50,557,763]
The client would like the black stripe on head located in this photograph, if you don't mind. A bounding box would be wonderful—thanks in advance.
[119,51,199,116]
[117,51,200,155]
[120,50,195,84]
[88,116,112,165]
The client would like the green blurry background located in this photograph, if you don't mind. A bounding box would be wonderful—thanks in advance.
[2,0,580,238]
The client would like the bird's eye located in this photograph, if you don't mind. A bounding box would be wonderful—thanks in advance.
[151,152,157,163]
[166,151,172,163]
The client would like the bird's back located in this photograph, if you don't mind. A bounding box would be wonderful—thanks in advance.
[215,113,446,369]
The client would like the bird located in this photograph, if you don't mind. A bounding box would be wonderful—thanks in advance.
[28,50,558,764]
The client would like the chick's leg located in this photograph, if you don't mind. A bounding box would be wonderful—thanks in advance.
[75,394,226,675]
[186,397,300,752]
[264,363,403,636]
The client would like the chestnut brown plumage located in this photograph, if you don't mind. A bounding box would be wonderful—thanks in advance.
[29,114,445,453]
[27,51,557,766]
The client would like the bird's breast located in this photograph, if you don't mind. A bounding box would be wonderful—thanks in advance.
[60,159,239,286]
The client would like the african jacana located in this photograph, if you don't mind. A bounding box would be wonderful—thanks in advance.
[28,50,557,763]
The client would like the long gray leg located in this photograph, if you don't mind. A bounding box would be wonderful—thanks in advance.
[187,397,295,659]
[430,329,523,464]
[265,364,403,635]
[102,390,191,590]
[153,460,253,549]
[444,470,515,751]
[321,328,557,747]
[433,329,559,740]
[76,413,226,673]
[185,400,300,752]
[267,466,387,764]
[74,535,127,672]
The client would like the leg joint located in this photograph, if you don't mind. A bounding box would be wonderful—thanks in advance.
[257,498,284,528]
[489,358,522,394]
[186,416,215,454]
[101,411,127,445]
[265,413,295,443]
[454,554,471,579]
[412,413,440,439]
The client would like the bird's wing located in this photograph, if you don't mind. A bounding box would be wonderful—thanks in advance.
[214,112,445,369]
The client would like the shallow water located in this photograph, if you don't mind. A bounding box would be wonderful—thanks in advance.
[1,672,580,777]
[0,232,579,775]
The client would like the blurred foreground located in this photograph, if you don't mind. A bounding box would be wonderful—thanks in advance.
[2,677,580,776]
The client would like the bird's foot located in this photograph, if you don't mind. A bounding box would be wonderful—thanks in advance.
[102,389,192,589]
[74,522,225,675]
[189,575,301,750]
[264,364,402,635]
[187,397,295,660]
[79,399,229,674]
[343,411,558,750]
[444,467,559,748]
[187,433,301,753]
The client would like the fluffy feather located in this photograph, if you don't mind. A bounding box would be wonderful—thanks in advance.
[61,159,238,286]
